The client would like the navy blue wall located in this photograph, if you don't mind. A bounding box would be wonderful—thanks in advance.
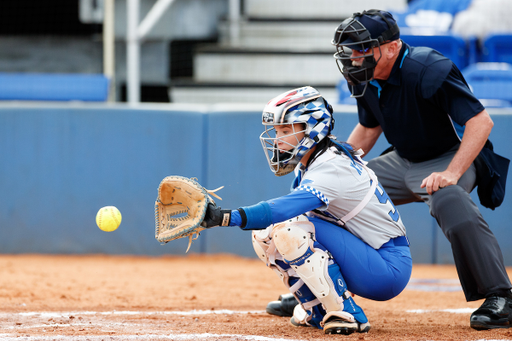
[0,104,511,265]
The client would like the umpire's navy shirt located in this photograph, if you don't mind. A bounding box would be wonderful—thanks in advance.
[353,42,485,162]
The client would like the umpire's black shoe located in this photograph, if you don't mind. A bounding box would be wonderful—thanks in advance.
[470,295,512,330]
[266,293,298,317]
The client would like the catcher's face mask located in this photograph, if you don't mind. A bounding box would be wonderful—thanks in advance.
[261,123,307,176]
[259,86,334,176]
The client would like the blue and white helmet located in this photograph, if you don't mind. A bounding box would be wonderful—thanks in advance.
[259,86,334,176]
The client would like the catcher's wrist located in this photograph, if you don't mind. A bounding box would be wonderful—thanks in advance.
[220,210,231,226]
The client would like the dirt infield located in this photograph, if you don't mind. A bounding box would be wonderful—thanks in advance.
[1,254,512,341]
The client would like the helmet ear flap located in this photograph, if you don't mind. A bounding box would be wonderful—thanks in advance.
[321,98,335,131]
[326,102,333,115]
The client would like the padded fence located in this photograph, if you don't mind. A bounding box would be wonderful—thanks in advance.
[0,73,109,101]
[0,103,511,265]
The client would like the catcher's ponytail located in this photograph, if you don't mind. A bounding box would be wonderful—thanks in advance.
[305,136,357,169]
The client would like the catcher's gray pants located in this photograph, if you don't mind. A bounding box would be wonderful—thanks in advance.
[367,146,511,301]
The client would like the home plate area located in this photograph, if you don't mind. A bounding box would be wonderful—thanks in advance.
[0,255,511,341]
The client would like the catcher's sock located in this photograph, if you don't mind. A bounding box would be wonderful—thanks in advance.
[308,304,328,329]
[327,262,369,324]
[342,296,368,324]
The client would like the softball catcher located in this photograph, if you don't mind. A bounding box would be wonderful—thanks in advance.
[156,86,412,335]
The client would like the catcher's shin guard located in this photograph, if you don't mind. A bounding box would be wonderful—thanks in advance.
[272,219,369,334]
[252,221,323,327]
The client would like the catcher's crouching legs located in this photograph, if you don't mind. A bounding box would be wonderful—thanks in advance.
[252,225,325,327]
[272,220,370,335]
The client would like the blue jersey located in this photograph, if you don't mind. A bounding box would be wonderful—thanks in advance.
[231,146,406,249]
[293,147,406,249]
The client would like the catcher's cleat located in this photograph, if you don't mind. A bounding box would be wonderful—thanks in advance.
[266,293,298,317]
[323,317,359,335]
[470,295,512,330]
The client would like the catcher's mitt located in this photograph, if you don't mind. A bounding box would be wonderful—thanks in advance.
[154,175,223,252]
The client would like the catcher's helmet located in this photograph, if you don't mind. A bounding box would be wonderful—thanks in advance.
[260,86,334,176]
[332,9,400,97]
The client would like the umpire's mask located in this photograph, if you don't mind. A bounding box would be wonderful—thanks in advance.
[332,9,400,97]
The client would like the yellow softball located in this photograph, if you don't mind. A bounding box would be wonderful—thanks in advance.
[96,206,122,232]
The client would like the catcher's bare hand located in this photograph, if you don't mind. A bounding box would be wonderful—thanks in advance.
[201,203,231,228]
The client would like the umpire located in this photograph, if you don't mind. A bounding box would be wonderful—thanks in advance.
[331,9,512,330]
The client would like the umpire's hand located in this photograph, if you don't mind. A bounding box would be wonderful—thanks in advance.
[420,170,458,195]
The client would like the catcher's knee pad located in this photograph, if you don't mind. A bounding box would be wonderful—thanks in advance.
[252,215,311,271]
[272,219,315,261]
[326,262,368,325]
[252,227,290,284]
[252,227,273,265]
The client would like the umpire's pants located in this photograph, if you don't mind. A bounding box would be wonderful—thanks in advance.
[367,146,511,301]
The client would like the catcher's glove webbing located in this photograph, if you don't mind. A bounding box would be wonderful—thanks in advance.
[154,175,223,252]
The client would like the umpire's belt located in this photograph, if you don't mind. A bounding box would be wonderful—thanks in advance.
[382,236,410,248]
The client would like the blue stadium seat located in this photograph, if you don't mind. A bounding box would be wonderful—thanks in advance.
[0,73,110,101]
[482,34,512,64]
[462,62,512,107]
[400,32,468,69]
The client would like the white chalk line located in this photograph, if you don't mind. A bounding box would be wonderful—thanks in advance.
[0,309,266,319]
[2,321,144,330]
[406,278,462,292]
[2,307,479,321]
[1,309,511,341]
[1,308,481,322]
[408,308,477,314]
[0,334,302,341]
[0,310,303,341]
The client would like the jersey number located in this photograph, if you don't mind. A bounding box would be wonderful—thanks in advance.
[374,183,400,222]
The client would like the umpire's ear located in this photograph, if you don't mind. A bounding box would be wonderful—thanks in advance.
[383,39,401,60]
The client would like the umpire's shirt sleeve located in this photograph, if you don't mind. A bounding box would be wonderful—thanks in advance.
[424,62,485,127]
